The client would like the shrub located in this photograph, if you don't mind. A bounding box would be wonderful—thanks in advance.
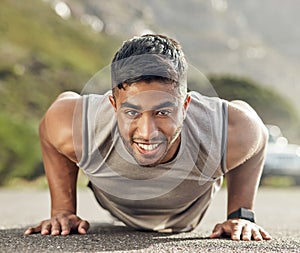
[0,113,41,185]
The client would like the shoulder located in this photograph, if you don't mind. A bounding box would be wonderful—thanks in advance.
[188,91,225,112]
[226,100,268,170]
[39,91,82,160]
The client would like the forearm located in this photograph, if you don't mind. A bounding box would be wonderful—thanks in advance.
[40,127,79,216]
[46,157,79,216]
[226,145,266,215]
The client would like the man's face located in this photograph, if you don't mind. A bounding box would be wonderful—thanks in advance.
[109,81,190,167]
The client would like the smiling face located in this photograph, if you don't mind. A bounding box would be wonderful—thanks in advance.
[109,81,190,167]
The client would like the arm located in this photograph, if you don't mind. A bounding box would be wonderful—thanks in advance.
[25,92,89,236]
[210,100,272,241]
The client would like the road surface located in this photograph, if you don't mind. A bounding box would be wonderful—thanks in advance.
[0,187,299,252]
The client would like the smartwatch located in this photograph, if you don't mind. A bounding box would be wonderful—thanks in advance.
[227,208,255,223]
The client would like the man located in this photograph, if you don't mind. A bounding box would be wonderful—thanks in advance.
[25,34,271,241]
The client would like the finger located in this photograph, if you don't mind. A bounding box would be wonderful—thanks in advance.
[231,223,243,241]
[60,217,71,236]
[78,220,90,235]
[41,222,52,235]
[241,224,252,241]
[51,218,61,236]
[24,228,33,235]
[210,224,223,238]
[252,228,263,241]
[259,227,272,240]
[24,225,42,235]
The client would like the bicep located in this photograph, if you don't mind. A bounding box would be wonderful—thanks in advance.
[40,93,82,163]
[226,100,268,170]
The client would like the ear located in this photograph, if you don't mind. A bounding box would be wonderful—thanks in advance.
[109,95,117,112]
[183,95,191,109]
[182,95,191,119]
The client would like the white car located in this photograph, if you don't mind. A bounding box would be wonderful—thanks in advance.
[263,125,300,185]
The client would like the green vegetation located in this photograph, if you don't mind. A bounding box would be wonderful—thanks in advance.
[208,75,300,141]
[0,0,122,186]
[260,176,297,188]
[0,113,40,185]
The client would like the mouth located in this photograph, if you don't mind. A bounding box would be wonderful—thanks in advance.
[135,142,160,153]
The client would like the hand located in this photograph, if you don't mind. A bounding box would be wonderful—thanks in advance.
[24,212,90,236]
[210,219,272,241]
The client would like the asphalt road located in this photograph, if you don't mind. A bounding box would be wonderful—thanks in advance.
[1,187,300,252]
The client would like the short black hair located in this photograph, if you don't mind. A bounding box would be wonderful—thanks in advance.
[111,34,188,98]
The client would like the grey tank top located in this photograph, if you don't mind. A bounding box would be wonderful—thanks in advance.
[77,91,228,232]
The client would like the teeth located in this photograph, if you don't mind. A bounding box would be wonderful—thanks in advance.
[138,143,159,151]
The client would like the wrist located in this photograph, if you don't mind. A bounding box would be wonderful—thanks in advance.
[227,207,255,223]
[51,208,76,217]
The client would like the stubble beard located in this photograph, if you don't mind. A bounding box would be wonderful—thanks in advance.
[119,126,182,167]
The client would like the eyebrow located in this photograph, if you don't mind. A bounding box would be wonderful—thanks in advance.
[152,101,177,110]
[120,101,177,110]
[120,102,142,110]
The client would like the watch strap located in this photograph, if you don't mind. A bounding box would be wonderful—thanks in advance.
[227,208,255,223]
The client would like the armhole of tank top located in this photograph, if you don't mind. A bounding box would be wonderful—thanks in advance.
[77,95,89,168]
[220,101,228,174]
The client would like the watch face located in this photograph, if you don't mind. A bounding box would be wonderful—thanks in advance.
[240,208,255,222]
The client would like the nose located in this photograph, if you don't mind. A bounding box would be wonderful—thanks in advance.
[137,113,159,141]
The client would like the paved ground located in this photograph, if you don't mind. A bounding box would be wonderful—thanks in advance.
[0,187,300,252]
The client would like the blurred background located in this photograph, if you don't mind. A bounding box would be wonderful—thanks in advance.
[1,0,300,187]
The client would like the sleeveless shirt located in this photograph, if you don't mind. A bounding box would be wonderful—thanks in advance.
[77,91,228,232]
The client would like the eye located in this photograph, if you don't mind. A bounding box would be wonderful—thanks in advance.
[125,110,140,118]
[157,109,171,116]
